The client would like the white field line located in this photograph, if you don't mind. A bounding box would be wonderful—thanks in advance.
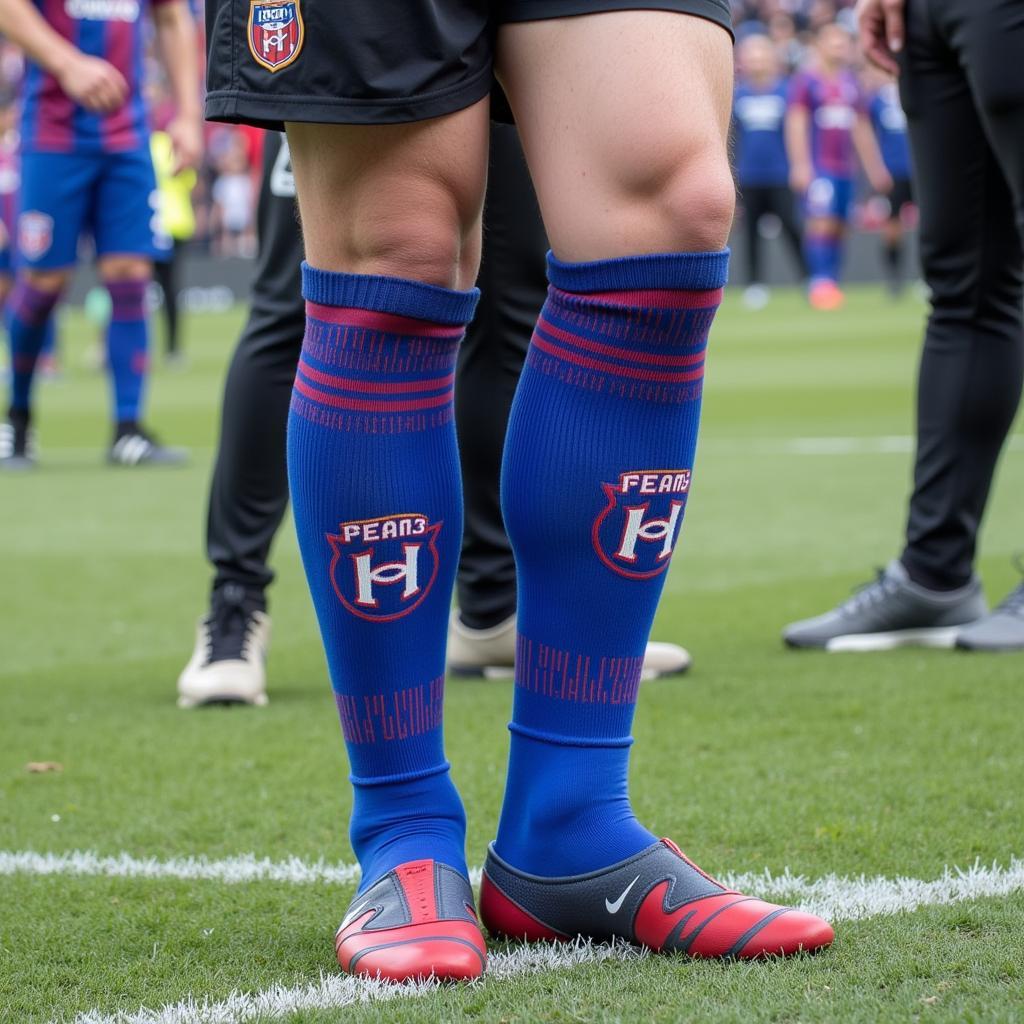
[2,849,1016,1024]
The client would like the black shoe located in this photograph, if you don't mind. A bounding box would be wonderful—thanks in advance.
[177,584,270,707]
[108,423,188,466]
[0,409,36,470]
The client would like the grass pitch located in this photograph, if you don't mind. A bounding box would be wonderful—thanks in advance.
[1,288,1023,1023]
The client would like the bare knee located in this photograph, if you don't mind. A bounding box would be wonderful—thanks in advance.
[98,255,152,282]
[21,268,70,293]
[655,154,736,253]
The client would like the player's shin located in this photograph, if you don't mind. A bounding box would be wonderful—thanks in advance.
[105,280,150,428]
[495,250,727,878]
[286,264,477,890]
[6,278,62,415]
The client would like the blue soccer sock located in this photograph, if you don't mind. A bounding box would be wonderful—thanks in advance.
[495,250,728,877]
[804,231,834,286]
[7,279,62,414]
[106,279,149,426]
[288,264,478,891]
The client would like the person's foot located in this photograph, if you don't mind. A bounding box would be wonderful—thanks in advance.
[783,560,986,652]
[808,279,845,311]
[742,284,770,311]
[480,839,833,959]
[447,612,692,679]
[335,860,487,981]
[0,410,37,471]
[956,580,1024,651]
[108,423,188,466]
[177,584,270,707]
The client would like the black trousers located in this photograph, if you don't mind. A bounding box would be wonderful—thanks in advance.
[899,0,1024,590]
[739,183,805,285]
[206,125,548,626]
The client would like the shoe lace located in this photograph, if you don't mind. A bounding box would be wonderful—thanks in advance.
[841,567,899,615]
[205,584,260,664]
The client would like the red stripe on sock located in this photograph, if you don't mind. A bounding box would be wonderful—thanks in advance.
[537,317,705,366]
[531,335,704,384]
[553,287,723,309]
[294,377,453,412]
[298,358,455,395]
[305,302,466,339]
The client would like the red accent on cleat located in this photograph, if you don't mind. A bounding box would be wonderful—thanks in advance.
[335,859,487,982]
[736,909,836,958]
[480,871,568,942]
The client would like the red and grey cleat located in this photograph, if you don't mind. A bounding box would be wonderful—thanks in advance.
[480,838,834,959]
[335,860,487,981]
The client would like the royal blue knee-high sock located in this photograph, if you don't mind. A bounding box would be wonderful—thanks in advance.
[106,280,149,426]
[496,250,728,877]
[804,231,836,286]
[7,280,61,414]
[288,264,478,890]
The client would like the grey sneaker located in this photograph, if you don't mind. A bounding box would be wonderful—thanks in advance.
[783,560,986,652]
[956,581,1024,652]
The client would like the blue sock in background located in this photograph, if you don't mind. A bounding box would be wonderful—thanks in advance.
[288,264,478,890]
[7,279,61,414]
[496,249,728,877]
[106,280,149,427]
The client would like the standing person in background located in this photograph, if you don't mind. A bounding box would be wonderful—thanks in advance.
[178,127,693,709]
[865,65,912,296]
[786,22,891,310]
[783,0,1024,652]
[151,126,197,365]
[0,0,202,470]
[733,33,806,310]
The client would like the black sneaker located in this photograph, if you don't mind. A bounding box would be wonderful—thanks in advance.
[0,409,37,470]
[177,584,271,707]
[108,423,187,466]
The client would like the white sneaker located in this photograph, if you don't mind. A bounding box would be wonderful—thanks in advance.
[177,585,271,707]
[446,611,692,680]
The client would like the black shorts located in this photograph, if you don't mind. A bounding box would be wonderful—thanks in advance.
[889,177,914,216]
[205,0,732,130]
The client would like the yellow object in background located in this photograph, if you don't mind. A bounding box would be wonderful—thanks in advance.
[150,131,197,242]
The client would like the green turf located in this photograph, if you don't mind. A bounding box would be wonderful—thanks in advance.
[2,287,1023,1023]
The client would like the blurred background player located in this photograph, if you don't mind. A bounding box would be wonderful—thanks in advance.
[783,0,1024,652]
[0,0,201,470]
[865,65,913,296]
[733,33,806,310]
[151,116,197,365]
[785,21,891,309]
[177,127,693,709]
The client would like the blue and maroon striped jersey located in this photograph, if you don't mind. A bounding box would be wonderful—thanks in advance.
[21,0,174,153]
[788,68,865,180]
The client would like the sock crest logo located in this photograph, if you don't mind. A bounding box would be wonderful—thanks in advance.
[591,471,690,579]
[327,513,442,622]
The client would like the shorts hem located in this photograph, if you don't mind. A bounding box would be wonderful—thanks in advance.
[205,62,494,130]
[501,0,733,36]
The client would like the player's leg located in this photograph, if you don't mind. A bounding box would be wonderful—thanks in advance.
[741,185,771,309]
[285,104,489,978]
[942,0,1024,650]
[804,182,846,309]
[153,242,182,361]
[96,147,184,465]
[178,133,304,709]
[769,183,809,281]
[483,9,832,957]
[2,150,87,469]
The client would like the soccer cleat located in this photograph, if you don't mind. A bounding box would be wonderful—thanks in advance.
[108,424,188,466]
[177,584,270,708]
[783,560,986,651]
[447,611,692,679]
[335,860,487,981]
[480,839,833,959]
[956,580,1024,651]
[0,411,36,471]
[808,279,845,311]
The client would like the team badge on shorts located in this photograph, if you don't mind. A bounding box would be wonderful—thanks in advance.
[591,470,691,580]
[248,0,304,72]
[18,211,54,261]
[327,513,442,622]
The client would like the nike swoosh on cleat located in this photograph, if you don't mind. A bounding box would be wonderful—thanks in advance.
[338,899,372,932]
[605,874,641,914]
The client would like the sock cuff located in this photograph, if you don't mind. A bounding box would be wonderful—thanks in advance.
[508,721,634,749]
[301,263,479,325]
[546,249,730,293]
[350,761,452,788]
[106,279,148,321]
[10,280,62,327]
